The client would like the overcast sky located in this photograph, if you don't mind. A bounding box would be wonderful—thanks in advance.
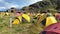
[0,0,42,11]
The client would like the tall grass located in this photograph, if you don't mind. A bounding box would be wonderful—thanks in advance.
[0,15,43,34]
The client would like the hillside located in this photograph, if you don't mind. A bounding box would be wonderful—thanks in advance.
[21,0,60,13]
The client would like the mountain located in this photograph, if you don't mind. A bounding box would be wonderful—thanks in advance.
[21,0,60,13]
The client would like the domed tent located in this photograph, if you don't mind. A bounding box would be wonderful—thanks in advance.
[40,23,60,34]
[12,16,22,24]
[45,16,57,27]
[12,19,20,24]
[41,14,57,27]
[14,12,21,17]
[12,14,30,24]
[22,14,30,22]
[5,12,9,16]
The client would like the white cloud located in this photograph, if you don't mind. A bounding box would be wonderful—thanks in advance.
[32,0,42,3]
[0,7,6,11]
[8,5,19,8]
[0,1,20,10]
[1,2,19,9]
[0,0,2,2]
[27,0,42,6]
[0,7,6,9]
[0,0,4,2]
[0,0,42,11]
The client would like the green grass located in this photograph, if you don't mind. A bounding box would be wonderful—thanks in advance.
[0,15,60,34]
[0,15,43,34]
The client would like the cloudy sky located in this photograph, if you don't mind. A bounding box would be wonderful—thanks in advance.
[0,0,42,11]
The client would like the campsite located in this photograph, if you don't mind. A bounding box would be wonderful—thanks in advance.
[0,0,60,34]
[0,10,60,34]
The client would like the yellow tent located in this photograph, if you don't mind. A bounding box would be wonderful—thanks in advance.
[22,14,30,22]
[36,13,40,17]
[17,16,22,22]
[1,12,5,17]
[46,16,57,27]
[12,16,22,25]
[12,19,20,24]
[12,14,30,25]
[5,12,9,16]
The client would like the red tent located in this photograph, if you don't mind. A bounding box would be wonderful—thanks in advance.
[15,13,21,17]
[40,23,60,34]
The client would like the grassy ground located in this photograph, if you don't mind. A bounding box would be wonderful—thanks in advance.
[0,15,60,34]
[0,16,43,34]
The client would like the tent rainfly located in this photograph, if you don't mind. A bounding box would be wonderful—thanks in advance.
[40,23,60,34]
